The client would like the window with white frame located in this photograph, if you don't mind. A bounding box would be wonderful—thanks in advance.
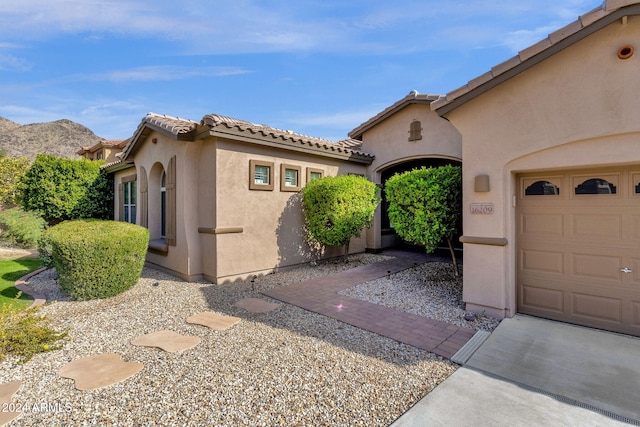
[306,168,324,182]
[161,172,167,237]
[123,180,136,224]
[280,164,301,192]
[250,160,275,190]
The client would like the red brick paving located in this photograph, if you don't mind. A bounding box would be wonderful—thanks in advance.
[262,250,476,359]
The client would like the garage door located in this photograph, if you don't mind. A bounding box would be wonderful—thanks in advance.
[517,167,640,336]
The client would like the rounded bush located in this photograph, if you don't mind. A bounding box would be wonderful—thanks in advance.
[42,220,149,300]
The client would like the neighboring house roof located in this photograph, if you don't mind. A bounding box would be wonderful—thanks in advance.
[432,0,640,115]
[77,139,126,156]
[349,91,441,140]
[118,112,374,165]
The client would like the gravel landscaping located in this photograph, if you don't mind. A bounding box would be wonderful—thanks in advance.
[0,252,493,426]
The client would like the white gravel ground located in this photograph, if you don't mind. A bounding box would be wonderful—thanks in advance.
[0,253,494,426]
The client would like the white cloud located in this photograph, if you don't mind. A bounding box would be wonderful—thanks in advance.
[0,0,605,55]
[0,54,31,72]
[83,66,251,83]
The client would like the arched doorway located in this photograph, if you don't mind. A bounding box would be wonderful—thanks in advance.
[378,157,462,249]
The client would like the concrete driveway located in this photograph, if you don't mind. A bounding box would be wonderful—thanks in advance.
[392,315,640,426]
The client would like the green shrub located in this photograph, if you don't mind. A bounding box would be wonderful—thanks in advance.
[0,157,30,207]
[0,293,68,364]
[301,174,380,260]
[19,154,113,225]
[43,220,149,300]
[385,165,462,274]
[0,207,47,248]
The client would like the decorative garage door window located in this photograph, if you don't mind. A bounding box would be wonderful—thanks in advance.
[525,180,560,196]
[574,178,617,194]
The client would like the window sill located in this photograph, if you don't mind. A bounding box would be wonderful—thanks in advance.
[148,239,169,256]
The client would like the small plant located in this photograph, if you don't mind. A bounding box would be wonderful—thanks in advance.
[0,293,68,364]
[43,219,149,300]
[0,207,47,248]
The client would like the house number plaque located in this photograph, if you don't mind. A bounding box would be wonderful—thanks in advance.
[470,203,494,214]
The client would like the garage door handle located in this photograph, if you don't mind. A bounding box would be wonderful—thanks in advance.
[621,268,633,273]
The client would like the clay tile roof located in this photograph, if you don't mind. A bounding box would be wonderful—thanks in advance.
[432,0,640,115]
[143,113,198,136]
[119,113,198,160]
[349,91,441,140]
[201,114,373,159]
[77,139,128,155]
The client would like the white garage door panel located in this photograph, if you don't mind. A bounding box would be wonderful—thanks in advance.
[517,167,640,336]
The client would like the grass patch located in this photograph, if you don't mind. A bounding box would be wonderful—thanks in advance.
[0,259,42,312]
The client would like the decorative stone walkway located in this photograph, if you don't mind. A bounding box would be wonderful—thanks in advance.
[58,354,144,391]
[131,330,201,353]
[0,381,22,425]
[262,250,476,359]
[186,311,241,330]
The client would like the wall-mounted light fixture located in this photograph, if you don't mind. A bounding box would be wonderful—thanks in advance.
[618,45,634,60]
[152,138,158,144]
[474,174,490,192]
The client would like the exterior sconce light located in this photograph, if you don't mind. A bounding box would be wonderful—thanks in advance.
[475,174,490,192]
[152,138,158,144]
[618,45,634,60]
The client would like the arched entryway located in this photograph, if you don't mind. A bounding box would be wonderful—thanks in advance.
[377,157,462,250]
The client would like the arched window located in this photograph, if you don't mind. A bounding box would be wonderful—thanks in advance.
[575,178,616,194]
[161,172,166,238]
[525,180,560,196]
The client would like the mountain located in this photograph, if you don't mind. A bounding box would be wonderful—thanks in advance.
[0,117,103,160]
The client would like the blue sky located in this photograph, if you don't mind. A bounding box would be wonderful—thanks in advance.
[0,0,601,141]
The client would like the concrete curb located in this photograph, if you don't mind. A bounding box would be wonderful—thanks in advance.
[14,267,48,309]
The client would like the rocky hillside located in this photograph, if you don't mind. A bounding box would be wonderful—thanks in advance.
[0,117,103,160]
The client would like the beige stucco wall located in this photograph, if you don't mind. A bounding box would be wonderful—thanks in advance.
[444,16,640,317]
[131,131,202,280]
[212,138,369,283]
[122,129,371,283]
[360,103,462,250]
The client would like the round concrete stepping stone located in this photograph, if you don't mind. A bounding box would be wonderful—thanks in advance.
[59,354,144,391]
[186,312,241,331]
[234,297,281,314]
[0,381,22,426]
[131,330,201,353]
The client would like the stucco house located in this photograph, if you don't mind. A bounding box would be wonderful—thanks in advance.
[104,96,461,284]
[106,0,640,337]
[77,139,126,162]
[431,0,640,336]
[105,113,375,283]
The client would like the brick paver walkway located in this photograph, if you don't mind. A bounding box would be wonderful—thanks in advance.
[262,250,476,359]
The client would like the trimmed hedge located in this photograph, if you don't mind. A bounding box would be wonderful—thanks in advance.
[42,220,149,300]
[0,207,47,248]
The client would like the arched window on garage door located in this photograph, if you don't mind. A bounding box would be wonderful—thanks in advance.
[525,180,560,196]
[575,178,617,194]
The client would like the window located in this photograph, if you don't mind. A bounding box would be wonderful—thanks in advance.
[96,150,104,160]
[161,172,166,238]
[250,160,274,190]
[123,180,136,224]
[575,178,616,194]
[306,168,324,182]
[255,166,270,184]
[408,120,422,141]
[280,164,302,192]
[525,180,560,196]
